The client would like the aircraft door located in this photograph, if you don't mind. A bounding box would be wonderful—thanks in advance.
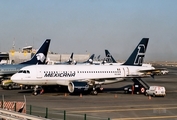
[123,67,129,77]
[36,67,42,79]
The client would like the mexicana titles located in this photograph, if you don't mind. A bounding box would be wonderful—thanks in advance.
[44,71,76,77]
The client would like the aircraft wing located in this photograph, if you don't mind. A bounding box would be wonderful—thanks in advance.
[138,68,168,75]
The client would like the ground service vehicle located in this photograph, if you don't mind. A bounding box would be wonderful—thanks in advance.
[145,86,166,97]
[1,80,32,90]
[124,83,146,94]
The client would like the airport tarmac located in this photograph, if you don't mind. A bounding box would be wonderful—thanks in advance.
[0,66,177,120]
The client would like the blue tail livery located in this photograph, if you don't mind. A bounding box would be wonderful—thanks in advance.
[122,38,149,66]
[105,49,117,63]
[20,39,51,65]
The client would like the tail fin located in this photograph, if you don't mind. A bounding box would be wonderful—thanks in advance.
[67,52,74,64]
[20,39,51,65]
[83,54,95,64]
[97,55,101,61]
[105,49,117,63]
[122,38,149,66]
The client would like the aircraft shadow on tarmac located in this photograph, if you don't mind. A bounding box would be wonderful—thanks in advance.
[18,85,132,95]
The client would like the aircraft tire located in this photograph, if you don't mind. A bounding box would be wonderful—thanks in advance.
[33,92,38,96]
[25,86,28,90]
[91,90,98,95]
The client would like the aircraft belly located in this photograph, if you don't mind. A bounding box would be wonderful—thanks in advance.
[56,80,69,86]
[19,79,57,85]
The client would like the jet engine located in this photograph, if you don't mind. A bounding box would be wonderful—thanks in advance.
[68,81,90,94]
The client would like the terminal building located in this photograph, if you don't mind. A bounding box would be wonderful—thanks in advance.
[0,46,90,64]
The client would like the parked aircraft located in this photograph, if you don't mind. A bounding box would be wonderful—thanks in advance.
[97,55,101,61]
[103,49,152,66]
[103,49,165,75]
[0,39,51,80]
[75,54,95,65]
[54,53,75,65]
[104,49,117,63]
[11,38,157,95]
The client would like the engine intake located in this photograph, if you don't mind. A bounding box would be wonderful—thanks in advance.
[68,81,90,93]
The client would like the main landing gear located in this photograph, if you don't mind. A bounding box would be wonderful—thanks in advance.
[33,85,44,96]
[91,88,98,95]
[90,85,103,95]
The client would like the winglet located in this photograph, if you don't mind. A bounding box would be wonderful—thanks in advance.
[122,38,149,66]
[20,39,51,65]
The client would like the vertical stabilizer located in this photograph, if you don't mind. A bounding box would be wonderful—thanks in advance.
[122,38,149,66]
[105,49,117,63]
[83,54,95,64]
[67,52,74,64]
[20,39,51,65]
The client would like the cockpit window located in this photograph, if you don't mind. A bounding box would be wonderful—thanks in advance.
[18,70,23,73]
[18,70,30,74]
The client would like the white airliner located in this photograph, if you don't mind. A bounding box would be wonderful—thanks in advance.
[11,38,155,95]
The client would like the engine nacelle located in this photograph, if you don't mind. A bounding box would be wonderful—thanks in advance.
[68,81,90,93]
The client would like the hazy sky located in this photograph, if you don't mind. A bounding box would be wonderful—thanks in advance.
[0,0,177,62]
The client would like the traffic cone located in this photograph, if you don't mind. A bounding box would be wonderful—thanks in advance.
[148,95,151,100]
[64,93,67,97]
[80,93,82,98]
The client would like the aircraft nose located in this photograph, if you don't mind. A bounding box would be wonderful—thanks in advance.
[11,74,19,82]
